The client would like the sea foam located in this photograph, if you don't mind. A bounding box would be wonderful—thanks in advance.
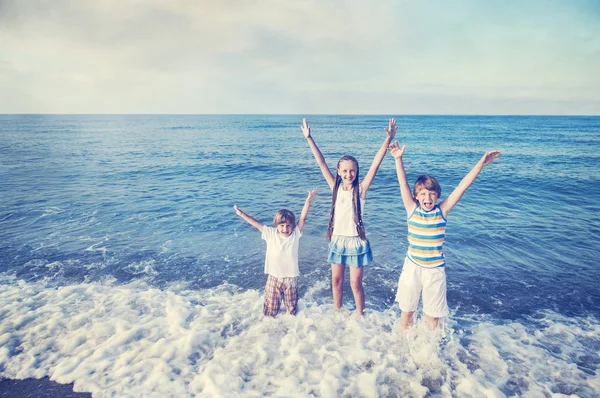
[0,277,598,397]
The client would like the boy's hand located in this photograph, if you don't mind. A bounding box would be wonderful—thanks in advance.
[387,141,406,159]
[233,205,243,216]
[306,188,318,201]
[301,118,311,138]
[385,118,397,140]
[480,150,501,167]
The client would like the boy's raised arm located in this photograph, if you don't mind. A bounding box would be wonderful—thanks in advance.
[388,141,417,216]
[360,118,397,199]
[440,150,501,217]
[297,189,317,232]
[234,205,264,232]
[302,118,336,190]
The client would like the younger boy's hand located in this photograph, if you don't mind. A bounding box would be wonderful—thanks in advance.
[301,118,311,138]
[306,188,317,201]
[385,118,397,140]
[387,141,406,159]
[233,205,243,216]
[480,150,501,167]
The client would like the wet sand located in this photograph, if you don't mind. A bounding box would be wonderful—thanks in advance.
[0,377,92,397]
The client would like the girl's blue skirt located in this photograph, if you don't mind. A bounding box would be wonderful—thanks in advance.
[327,235,373,267]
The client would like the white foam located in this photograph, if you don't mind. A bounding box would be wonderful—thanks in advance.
[0,277,598,397]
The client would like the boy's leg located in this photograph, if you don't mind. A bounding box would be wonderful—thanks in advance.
[396,258,422,330]
[331,264,345,310]
[282,277,298,315]
[349,266,365,315]
[263,275,281,317]
[421,267,448,328]
[399,311,415,329]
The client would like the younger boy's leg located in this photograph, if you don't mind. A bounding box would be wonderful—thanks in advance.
[263,275,282,317]
[282,277,298,315]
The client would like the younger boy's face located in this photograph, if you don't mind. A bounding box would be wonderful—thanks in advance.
[416,188,439,211]
[276,222,294,237]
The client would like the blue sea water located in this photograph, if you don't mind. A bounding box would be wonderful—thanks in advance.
[1,114,599,397]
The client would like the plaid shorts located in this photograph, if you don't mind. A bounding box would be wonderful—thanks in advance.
[263,275,298,317]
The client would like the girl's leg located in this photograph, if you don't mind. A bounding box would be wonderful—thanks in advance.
[282,277,298,315]
[349,266,364,315]
[399,311,415,329]
[331,264,345,310]
[263,275,281,317]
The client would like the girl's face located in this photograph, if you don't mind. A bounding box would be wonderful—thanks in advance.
[337,160,357,187]
[416,188,439,211]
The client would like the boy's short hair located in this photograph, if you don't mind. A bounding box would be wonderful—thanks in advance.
[413,175,442,198]
[273,209,296,227]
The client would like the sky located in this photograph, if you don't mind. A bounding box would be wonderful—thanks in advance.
[1,0,599,115]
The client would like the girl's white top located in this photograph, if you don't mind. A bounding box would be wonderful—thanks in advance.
[261,226,302,278]
[332,186,365,237]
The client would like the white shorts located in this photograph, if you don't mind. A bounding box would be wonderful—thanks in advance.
[395,257,449,318]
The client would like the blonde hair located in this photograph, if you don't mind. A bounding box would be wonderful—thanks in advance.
[273,209,295,227]
[326,156,366,241]
[413,175,442,199]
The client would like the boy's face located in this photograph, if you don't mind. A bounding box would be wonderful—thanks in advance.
[337,160,357,186]
[276,222,294,237]
[416,188,439,211]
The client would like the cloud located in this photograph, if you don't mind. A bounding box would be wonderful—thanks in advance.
[0,0,599,113]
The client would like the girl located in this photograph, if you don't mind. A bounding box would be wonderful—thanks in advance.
[302,118,396,315]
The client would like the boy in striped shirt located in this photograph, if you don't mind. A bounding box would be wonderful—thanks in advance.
[388,142,500,329]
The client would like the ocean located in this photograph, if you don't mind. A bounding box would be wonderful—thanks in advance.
[1,114,599,397]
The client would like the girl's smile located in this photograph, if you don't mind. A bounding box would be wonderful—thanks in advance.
[337,160,357,189]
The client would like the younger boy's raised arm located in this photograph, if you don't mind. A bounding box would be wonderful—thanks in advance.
[234,205,264,232]
[388,141,417,216]
[297,189,317,233]
[440,150,501,217]
[360,118,397,199]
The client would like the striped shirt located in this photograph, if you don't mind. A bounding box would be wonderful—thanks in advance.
[406,204,447,268]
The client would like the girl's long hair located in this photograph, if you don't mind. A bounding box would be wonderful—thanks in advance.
[326,156,367,241]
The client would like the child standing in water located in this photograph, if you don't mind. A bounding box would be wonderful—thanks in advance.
[302,118,396,315]
[388,141,500,329]
[234,189,317,317]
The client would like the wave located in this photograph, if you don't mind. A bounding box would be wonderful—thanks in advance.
[0,277,598,397]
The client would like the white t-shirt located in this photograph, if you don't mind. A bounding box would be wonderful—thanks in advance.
[332,186,365,237]
[261,226,302,278]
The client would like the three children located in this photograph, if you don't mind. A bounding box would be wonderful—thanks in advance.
[234,119,500,327]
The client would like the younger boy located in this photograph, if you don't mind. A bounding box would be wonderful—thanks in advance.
[234,189,317,316]
[388,142,500,329]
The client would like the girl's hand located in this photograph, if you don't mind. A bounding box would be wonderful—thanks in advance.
[387,141,406,159]
[385,118,397,140]
[233,205,243,216]
[480,150,501,167]
[306,188,318,201]
[301,118,311,138]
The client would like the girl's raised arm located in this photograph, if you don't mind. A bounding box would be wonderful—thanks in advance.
[297,189,317,232]
[302,118,336,190]
[234,205,264,232]
[388,142,417,216]
[359,118,397,199]
[439,150,501,217]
